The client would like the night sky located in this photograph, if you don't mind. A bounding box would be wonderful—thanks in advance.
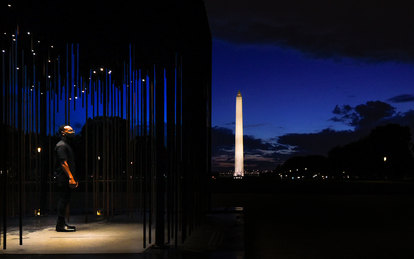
[205,1,414,171]
[5,1,414,171]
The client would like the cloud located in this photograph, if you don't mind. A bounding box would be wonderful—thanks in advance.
[383,110,414,129]
[245,123,268,128]
[205,0,414,61]
[278,129,358,155]
[278,103,414,157]
[330,101,395,129]
[388,94,414,103]
[211,126,290,171]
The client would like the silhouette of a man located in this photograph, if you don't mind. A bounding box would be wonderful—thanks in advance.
[54,125,78,232]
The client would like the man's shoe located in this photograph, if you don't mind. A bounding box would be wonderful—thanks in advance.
[65,224,76,230]
[56,225,76,232]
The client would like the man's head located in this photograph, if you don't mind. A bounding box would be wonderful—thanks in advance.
[59,125,75,141]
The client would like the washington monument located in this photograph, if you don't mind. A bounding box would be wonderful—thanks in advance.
[234,90,244,178]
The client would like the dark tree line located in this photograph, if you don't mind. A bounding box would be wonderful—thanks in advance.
[277,124,414,180]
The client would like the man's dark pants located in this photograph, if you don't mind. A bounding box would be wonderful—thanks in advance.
[55,176,71,226]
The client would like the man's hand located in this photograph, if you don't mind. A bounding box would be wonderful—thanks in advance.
[69,178,79,189]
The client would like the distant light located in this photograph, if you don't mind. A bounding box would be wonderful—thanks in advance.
[32,53,36,56]
[75,96,78,100]
[296,169,299,172]
[12,39,15,42]
[37,40,40,43]
[27,32,31,35]
[30,89,33,91]
[16,67,19,70]
[82,90,85,93]
[305,168,307,170]
[8,4,11,7]
[291,177,294,180]
[93,71,96,74]
[41,92,43,95]
[383,156,387,162]
[50,45,54,48]
[37,147,41,153]
[1,50,4,53]
[48,75,51,78]
[142,79,145,82]
[69,97,71,101]
[12,34,15,37]
[108,70,112,74]
[31,49,34,52]
[97,156,101,160]
[48,59,51,63]
[100,68,104,71]
[130,161,133,165]
[96,210,102,216]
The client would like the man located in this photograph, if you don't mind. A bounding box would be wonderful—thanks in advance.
[54,125,78,232]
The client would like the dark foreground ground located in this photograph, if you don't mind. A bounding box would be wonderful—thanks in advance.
[3,180,414,258]
[211,180,414,259]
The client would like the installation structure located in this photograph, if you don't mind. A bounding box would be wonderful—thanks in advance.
[0,0,211,250]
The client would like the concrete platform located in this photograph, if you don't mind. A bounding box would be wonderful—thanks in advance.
[1,216,148,254]
[1,210,245,258]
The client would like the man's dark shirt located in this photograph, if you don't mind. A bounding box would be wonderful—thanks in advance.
[54,140,76,183]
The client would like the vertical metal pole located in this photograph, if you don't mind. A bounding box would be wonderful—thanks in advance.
[174,56,181,248]
[142,71,147,249]
[17,34,23,246]
[85,78,89,223]
[166,66,175,244]
[179,55,187,244]
[149,70,155,245]
[103,75,107,218]
[155,65,165,247]
[2,170,7,250]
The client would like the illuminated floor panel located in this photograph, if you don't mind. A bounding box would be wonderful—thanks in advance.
[1,218,148,254]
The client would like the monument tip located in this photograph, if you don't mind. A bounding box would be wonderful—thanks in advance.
[237,90,242,97]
